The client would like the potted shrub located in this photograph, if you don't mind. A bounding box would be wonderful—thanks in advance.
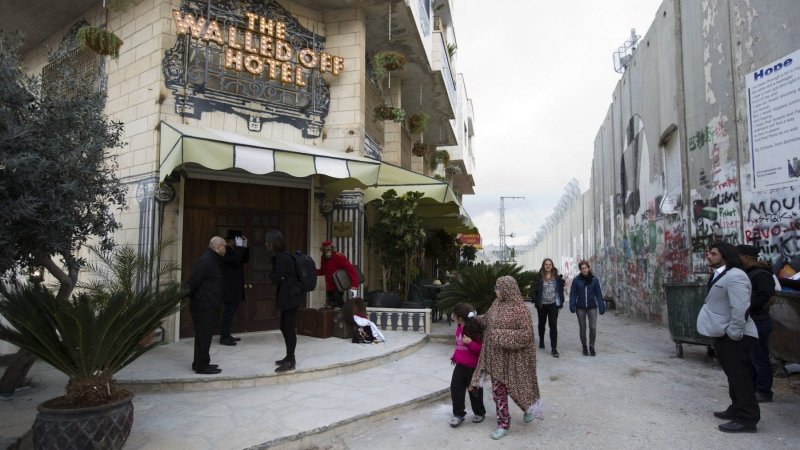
[436,262,537,314]
[366,189,425,298]
[407,112,430,134]
[76,25,123,59]
[412,142,429,157]
[371,50,407,81]
[429,149,450,171]
[374,105,406,123]
[0,244,186,449]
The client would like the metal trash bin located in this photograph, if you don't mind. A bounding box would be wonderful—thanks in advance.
[768,291,800,377]
[664,282,714,358]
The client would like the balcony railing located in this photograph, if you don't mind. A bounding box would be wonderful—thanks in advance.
[434,31,457,115]
[417,0,431,37]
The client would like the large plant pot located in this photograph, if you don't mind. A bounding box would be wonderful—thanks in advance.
[33,393,134,450]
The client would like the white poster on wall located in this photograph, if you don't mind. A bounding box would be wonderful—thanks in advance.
[746,48,800,191]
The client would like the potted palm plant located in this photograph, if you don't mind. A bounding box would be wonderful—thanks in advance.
[436,263,537,314]
[0,243,186,449]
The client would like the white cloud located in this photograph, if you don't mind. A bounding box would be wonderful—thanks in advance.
[455,0,663,245]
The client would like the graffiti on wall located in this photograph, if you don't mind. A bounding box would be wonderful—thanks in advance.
[745,192,800,261]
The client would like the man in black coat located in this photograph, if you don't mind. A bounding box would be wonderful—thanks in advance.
[737,244,776,403]
[220,231,250,346]
[187,236,226,374]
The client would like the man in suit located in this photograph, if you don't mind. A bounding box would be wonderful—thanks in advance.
[220,230,250,346]
[697,242,759,433]
[187,236,226,375]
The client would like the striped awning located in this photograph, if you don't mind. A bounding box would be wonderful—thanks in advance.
[158,120,476,232]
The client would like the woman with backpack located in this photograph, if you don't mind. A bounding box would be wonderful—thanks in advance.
[266,229,303,373]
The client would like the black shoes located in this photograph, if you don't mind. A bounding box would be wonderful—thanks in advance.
[582,346,589,356]
[220,337,237,346]
[713,410,734,420]
[589,346,596,356]
[538,341,545,349]
[195,366,222,375]
[551,349,560,358]
[275,360,296,373]
[756,391,773,403]
[275,357,289,365]
[718,421,757,433]
[191,363,218,371]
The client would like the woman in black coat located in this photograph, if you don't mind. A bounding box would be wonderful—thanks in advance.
[533,258,565,357]
[265,229,302,373]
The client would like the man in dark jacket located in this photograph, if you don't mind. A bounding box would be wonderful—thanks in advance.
[187,236,226,374]
[220,231,250,346]
[737,244,776,403]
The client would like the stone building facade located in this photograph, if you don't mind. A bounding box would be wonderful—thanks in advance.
[2,0,476,344]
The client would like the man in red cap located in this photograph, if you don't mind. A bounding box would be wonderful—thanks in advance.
[317,240,358,307]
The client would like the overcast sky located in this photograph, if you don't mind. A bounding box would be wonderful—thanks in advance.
[453,0,664,246]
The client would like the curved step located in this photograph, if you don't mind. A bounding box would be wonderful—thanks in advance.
[116,330,428,394]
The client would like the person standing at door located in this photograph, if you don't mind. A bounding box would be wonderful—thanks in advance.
[187,236,226,375]
[266,229,303,373]
[533,258,565,357]
[696,242,759,433]
[219,231,249,346]
[317,240,358,307]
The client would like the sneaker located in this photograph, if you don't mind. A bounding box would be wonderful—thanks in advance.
[490,428,509,440]
[589,346,596,356]
[472,415,485,423]
[524,411,535,423]
[582,346,589,356]
[551,349,560,358]
[449,416,465,427]
[538,341,545,349]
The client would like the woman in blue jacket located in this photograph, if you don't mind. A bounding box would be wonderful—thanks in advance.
[569,260,605,356]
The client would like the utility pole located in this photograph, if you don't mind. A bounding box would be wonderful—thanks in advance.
[499,196,524,263]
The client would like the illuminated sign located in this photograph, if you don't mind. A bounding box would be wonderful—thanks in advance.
[162,0,340,137]
[172,10,344,88]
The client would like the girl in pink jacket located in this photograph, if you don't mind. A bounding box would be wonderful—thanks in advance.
[449,303,486,427]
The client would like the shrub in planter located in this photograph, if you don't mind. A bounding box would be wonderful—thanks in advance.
[407,112,430,134]
[371,50,407,81]
[374,105,406,123]
[429,149,450,171]
[412,142,428,157]
[0,244,186,449]
[76,26,123,59]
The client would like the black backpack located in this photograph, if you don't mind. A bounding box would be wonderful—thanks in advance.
[293,251,318,293]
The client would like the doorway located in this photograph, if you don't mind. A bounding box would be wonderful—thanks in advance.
[179,178,309,338]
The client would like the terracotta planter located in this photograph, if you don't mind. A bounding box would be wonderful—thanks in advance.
[33,393,134,450]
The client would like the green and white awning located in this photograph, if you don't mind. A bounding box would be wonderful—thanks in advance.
[158,120,476,232]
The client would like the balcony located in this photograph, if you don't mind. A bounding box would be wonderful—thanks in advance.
[1,0,98,54]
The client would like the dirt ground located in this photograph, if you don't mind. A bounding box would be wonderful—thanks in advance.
[318,307,800,449]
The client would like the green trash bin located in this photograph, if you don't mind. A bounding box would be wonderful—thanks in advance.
[664,282,715,358]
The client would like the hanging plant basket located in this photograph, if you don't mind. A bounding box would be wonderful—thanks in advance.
[412,142,428,157]
[374,105,406,123]
[429,149,451,171]
[76,26,123,59]
[407,112,430,135]
[371,50,407,81]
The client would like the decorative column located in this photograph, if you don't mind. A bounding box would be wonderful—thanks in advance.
[321,190,365,295]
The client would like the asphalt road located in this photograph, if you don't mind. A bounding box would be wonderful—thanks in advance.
[319,306,800,449]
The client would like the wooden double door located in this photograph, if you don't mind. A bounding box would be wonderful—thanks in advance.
[179,179,308,338]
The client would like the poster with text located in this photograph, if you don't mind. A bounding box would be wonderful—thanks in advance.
[746,48,800,191]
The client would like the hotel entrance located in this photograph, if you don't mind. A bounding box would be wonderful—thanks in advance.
[179,178,309,338]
